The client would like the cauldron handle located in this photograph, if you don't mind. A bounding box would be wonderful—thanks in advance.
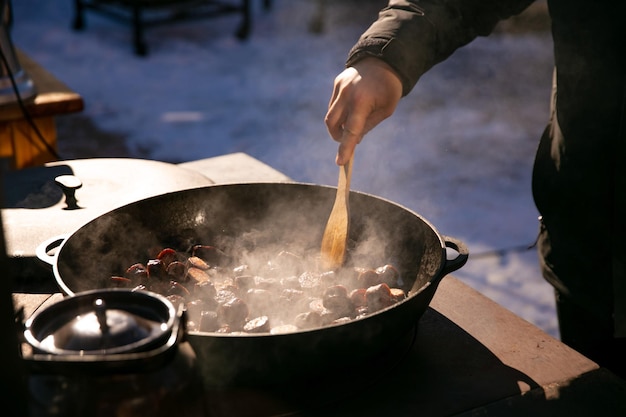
[440,236,469,276]
[35,235,69,266]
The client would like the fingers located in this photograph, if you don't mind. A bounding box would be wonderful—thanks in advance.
[335,126,360,165]
[325,74,367,165]
[325,109,363,165]
[325,60,403,165]
[325,69,356,142]
[324,105,345,142]
[326,114,365,165]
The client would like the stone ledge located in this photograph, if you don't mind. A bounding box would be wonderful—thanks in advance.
[178,152,292,184]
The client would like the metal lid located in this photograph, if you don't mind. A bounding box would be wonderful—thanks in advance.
[24,289,177,356]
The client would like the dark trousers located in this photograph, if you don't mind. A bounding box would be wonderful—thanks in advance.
[556,290,626,379]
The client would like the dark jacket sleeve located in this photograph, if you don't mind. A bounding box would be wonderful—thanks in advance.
[346,0,536,96]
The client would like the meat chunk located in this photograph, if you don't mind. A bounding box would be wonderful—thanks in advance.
[124,263,148,285]
[116,244,404,335]
[146,259,167,280]
[199,311,220,332]
[156,248,178,267]
[194,279,217,300]
[270,324,299,335]
[376,264,400,287]
[245,288,272,318]
[166,261,187,281]
[366,283,395,311]
[187,267,211,285]
[110,276,132,287]
[356,269,379,288]
[243,316,271,333]
[234,274,255,291]
[298,271,321,293]
[217,297,249,330]
[187,256,210,271]
[295,311,323,330]
[322,285,354,317]
[349,288,367,307]
[192,245,231,267]
[390,288,406,302]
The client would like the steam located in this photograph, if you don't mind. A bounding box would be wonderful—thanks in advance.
[57,184,428,335]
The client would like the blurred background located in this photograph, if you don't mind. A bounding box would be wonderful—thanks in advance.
[9,0,558,335]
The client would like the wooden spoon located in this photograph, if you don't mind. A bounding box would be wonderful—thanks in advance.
[320,153,354,270]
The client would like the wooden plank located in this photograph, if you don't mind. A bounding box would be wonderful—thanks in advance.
[430,277,598,387]
[0,117,58,169]
[0,50,84,122]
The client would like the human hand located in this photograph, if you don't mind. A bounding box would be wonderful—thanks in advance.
[325,57,403,165]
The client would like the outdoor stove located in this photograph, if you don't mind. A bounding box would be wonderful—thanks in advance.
[4,155,622,416]
[4,156,424,416]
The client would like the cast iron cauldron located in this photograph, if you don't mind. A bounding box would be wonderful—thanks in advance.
[38,182,468,386]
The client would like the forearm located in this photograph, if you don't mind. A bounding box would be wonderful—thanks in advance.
[347,0,536,96]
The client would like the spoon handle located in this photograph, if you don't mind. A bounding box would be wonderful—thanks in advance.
[320,154,354,270]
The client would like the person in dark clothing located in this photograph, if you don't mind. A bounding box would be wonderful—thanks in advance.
[325,0,626,377]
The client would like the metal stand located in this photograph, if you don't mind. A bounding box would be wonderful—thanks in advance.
[72,0,252,56]
[0,0,35,104]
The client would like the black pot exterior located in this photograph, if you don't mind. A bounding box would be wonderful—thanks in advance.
[49,183,468,386]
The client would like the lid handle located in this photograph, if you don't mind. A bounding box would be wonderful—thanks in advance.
[94,298,110,348]
[54,175,82,210]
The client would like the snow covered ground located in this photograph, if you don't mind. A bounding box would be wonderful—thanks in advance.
[10,0,558,336]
